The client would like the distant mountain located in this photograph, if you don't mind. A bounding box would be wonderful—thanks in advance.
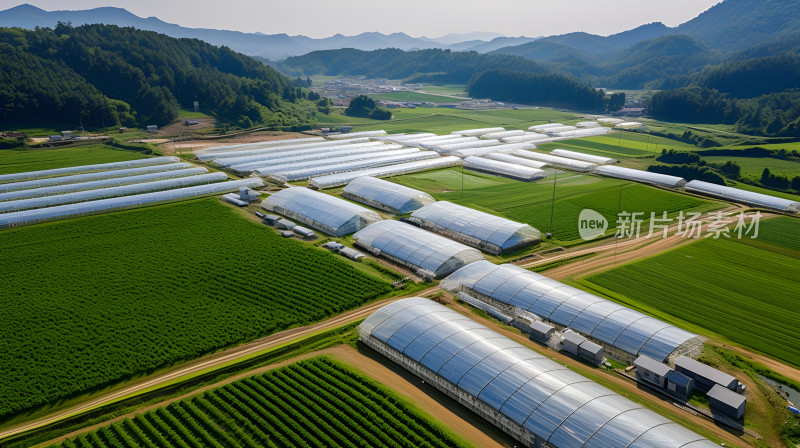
[456,36,540,53]
[426,31,505,45]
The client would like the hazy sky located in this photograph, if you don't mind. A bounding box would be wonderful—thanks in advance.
[1,0,723,38]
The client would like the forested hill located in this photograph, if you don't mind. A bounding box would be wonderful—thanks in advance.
[0,23,324,129]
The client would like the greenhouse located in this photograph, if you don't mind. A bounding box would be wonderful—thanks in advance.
[0,178,263,229]
[261,187,382,236]
[616,122,643,129]
[0,167,208,202]
[375,133,436,143]
[452,142,534,158]
[0,163,194,194]
[553,127,609,138]
[480,130,525,140]
[435,139,501,154]
[267,151,438,182]
[234,147,414,175]
[441,261,704,363]
[359,298,718,448]
[501,133,550,143]
[211,141,389,166]
[451,127,505,137]
[0,157,180,184]
[409,201,541,254]
[550,149,617,165]
[539,125,577,134]
[463,156,547,181]
[484,153,548,169]
[228,144,406,173]
[419,137,479,151]
[195,138,368,161]
[575,121,600,128]
[511,150,597,172]
[352,220,484,279]
[593,166,687,188]
[685,180,800,212]
[308,157,461,189]
[196,137,324,154]
[0,173,228,213]
[342,176,435,214]
[327,130,387,139]
[528,123,564,131]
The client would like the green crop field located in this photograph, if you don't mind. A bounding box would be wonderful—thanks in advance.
[0,144,149,175]
[701,155,800,178]
[419,85,468,96]
[369,91,462,103]
[585,216,800,367]
[389,168,717,245]
[0,199,392,419]
[51,357,470,448]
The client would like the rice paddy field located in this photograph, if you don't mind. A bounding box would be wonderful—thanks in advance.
[701,155,800,178]
[50,357,471,448]
[389,168,718,246]
[0,144,149,175]
[0,199,392,419]
[585,216,800,367]
[368,91,462,103]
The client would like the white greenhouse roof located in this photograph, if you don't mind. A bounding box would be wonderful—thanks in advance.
[441,261,701,362]
[0,167,208,203]
[418,136,479,151]
[481,130,525,140]
[463,156,547,181]
[0,178,263,229]
[0,163,194,193]
[550,149,617,165]
[212,141,389,166]
[616,122,643,129]
[228,144,405,173]
[528,123,564,131]
[501,133,551,144]
[0,157,180,184]
[597,117,625,124]
[553,127,610,138]
[375,133,436,143]
[685,180,800,212]
[327,130,387,140]
[267,151,438,181]
[308,157,461,189]
[246,147,418,176]
[452,142,534,159]
[451,127,506,137]
[343,176,435,214]
[593,166,687,188]
[195,138,369,161]
[435,139,502,154]
[409,201,540,254]
[484,153,548,169]
[360,298,718,448]
[261,187,381,236]
[576,121,601,128]
[196,137,325,154]
[511,150,597,172]
[353,220,484,278]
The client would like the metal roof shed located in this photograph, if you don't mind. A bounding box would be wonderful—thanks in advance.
[708,384,746,419]
[529,320,555,343]
[634,355,674,388]
[579,340,604,364]
[674,356,739,392]
[666,371,694,401]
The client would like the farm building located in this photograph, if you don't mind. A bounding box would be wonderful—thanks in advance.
[352,220,484,279]
[707,385,746,419]
[440,261,704,363]
[308,157,461,189]
[359,298,719,448]
[634,355,673,388]
[462,156,547,182]
[528,320,555,343]
[592,166,688,188]
[342,176,435,214]
[260,187,381,236]
[685,180,800,212]
[561,330,604,364]
[409,201,541,254]
[666,371,695,401]
[550,149,618,165]
[674,356,740,393]
[274,218,295,230]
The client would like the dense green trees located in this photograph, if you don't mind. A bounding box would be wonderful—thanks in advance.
[0,23,322,129]
[467,69,606,111]
[344,95,391,120]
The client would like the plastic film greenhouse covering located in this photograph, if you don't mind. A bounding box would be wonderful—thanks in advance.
[326,130,387,139]
[528,123,564,131]
[374,133,436,143]
[501,133,550,143]
[234,147,415,175]
[538,125,577,134]
[484,153,548,169]
[0,157,180,184]
[549,149,617,165]
[685,180,800,212]
[0,172,228,213]
[195,138,370,161]
[196,137,325,153]
[359,297,718,448]
[418,137,479,151]
[616,122,643,129]
[463,156,547,181]
[0,168,209,203]
[409,201,541,254]
[0,163,195,194]
[480,130,525,140]
[451,127,505,137]
[267,151,438,182]
[511,150,597,172]
[441,261,702,362]
[308,157,461,189]
[220,142,401,170]
[553,127,610,138]
[352,220,484,278]
[452,142,535,159]
[593,166,687,188]
[434,139,502,154]
[208,141,386,165]
[400,135,464,146]
[0,178,263,229]
[261,187,381,236]
[342,176,435,214]
[576,121,601,128]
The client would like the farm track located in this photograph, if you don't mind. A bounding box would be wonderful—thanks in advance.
[0,288,437,441]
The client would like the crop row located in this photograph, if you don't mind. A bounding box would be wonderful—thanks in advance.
[54,357,469,448]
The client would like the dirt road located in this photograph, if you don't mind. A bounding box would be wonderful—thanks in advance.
[0,289,437,441]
